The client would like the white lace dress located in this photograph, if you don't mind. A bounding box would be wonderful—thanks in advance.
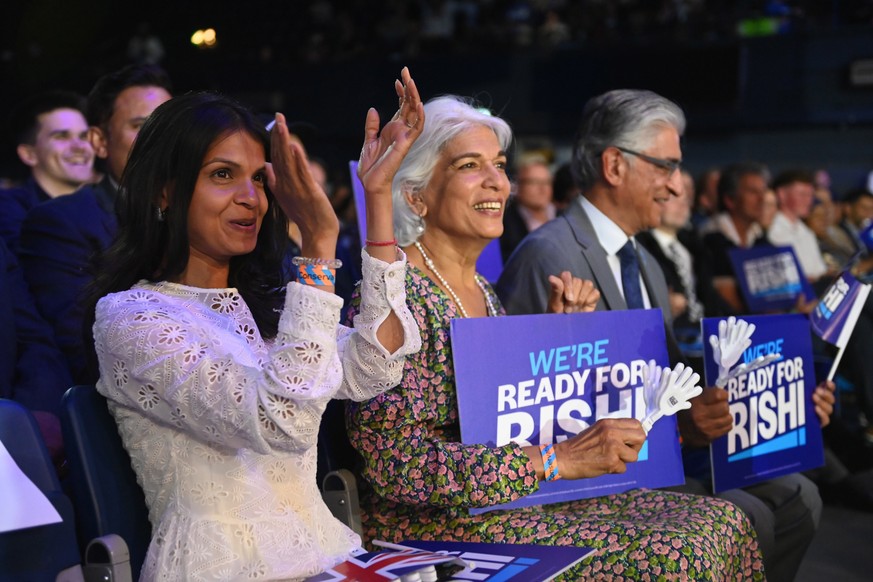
[93,251,420,581]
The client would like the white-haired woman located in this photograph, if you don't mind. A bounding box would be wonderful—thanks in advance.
[345,95,765,580]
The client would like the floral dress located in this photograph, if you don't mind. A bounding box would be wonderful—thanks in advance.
[346,265,765,581]
[94,251,420,581]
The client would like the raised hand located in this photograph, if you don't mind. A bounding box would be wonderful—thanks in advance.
[357,66,424,201]
[710,316,756,387]
[266,112,338,259]
[357,67,425,263]
[546,272,601,314]
[641,362,702,434]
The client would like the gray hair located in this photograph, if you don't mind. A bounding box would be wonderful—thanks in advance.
[570,89,686,193]
[393,95,514,246]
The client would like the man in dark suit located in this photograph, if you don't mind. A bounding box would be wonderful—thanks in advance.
[18,64,172,385]
[496,89,823,582]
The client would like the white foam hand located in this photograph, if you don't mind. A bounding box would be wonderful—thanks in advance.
[641,362,703,433]
[710,316,756,387]
[600,360,661,422]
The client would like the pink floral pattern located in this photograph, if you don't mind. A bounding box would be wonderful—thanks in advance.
[346,266,765,580]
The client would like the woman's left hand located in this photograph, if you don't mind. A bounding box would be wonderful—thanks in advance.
[357,66,425,201]
[266,112,339,258]
[546,272,600,314]
[813,380,836,428]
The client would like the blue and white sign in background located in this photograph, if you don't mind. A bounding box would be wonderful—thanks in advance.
[451,309,685,514]
[728,246,815,313]
[702,314,824,493]
[810,269,871,350]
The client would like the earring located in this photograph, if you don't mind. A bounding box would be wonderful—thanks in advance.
[415,214,425,235]
[156,207,167,222]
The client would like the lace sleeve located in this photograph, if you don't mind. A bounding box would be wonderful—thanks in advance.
[336,248,421,402]
[94,285,348,454]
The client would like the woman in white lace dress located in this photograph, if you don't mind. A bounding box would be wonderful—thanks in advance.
[88,69,425,580]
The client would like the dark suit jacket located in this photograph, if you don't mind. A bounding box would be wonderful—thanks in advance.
[496,200,684,364]
[0,178,51,253]
[18,177,117,385]
[499,198,531,263]
[0,238,72,415]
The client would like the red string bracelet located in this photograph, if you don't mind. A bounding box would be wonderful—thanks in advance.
[365,239,397,247]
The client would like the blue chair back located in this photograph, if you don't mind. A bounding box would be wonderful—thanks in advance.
[60,385,151,579]
[0,398,81,581]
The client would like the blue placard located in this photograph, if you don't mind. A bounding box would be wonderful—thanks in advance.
[451,309,685,514]
[701,314,824,493]
[728,246,816,313]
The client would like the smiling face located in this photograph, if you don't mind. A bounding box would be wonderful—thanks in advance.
[180,130,268,287]
[417,124,511,247]
[18,107,94,196]
[613,125,683,235]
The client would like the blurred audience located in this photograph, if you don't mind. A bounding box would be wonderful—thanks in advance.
[500,154,556,262]
[18,64,172,386]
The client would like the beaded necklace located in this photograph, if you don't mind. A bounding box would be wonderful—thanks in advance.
[414,241,497,318]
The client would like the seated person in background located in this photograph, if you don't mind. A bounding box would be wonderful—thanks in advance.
[700,162,773,313]
[346,94,766,580]
[495,89,829,582]
[0,237,72,468]
[0,90,94,251]
[768,169,837,292]
[637,168,727,341]
[87,69,423,580]
[18,64,173,385]
[499,153,556,262]
[833,187,873,278]
[806,199,852,272]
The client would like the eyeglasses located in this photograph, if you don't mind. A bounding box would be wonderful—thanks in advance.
[614,146,681,176]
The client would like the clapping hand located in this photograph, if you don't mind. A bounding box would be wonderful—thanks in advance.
[356,66,424,201]
[267,112,338,258]
[546,272,601,314]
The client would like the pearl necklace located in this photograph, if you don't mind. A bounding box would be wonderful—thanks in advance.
[414,241,497,318]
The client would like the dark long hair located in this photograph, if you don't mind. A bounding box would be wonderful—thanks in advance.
[87,91,288,339]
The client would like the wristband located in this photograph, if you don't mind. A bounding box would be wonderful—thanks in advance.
[291,256,343,269]
[539,443,561,482]
[365,239,397,247]
[296,264,336,286]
